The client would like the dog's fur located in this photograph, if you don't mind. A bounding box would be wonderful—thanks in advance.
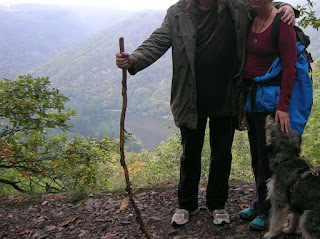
[263,116,320,239]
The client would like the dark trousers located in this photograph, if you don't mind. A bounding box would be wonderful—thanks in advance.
[247,112,273,214]
[178,115,235,211]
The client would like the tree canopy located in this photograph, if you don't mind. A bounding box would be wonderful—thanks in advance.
[0,76,117,193]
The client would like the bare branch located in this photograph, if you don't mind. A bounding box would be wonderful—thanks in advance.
[0,178,27,193]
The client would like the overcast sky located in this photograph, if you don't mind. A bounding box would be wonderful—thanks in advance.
[0,0,178,10]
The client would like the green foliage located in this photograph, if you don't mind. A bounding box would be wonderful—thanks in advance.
[0,75,74,138]
[110,125,253,191]
[297,0,320,29]
[104,130,181,191]
[39,134,117,191]
[200,127,253,183]
[231,131,253,182]
[0,76,118,194]
[301,59,320,165]
[302,96,320,165]
[312,59,320,91]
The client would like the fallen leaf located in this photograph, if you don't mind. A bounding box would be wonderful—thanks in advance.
[31,231,40,238]
[74,219,81,226]
[166,181,174,187]
[119,199,129,211]
[35,216,46,223]
[96,216,108,222]
[45,225,57,231]
[101,232,117,239]
[84,205,92,211]
[173,236,182,239]
[78,230,89,237]
[68,224,75,230]
[59,217,77,227]
[103,210,110,215]
[116,195,124,200]
[8,195,26,202]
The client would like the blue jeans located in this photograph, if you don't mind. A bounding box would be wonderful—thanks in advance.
[178,115,235,211]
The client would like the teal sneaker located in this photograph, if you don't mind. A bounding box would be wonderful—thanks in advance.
[249,214,269,231]
[239,206,257,220]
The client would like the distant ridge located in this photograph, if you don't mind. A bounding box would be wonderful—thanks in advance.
[31,10,172,117]
[0,4,89,79]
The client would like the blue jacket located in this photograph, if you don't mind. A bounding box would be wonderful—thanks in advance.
[245,42,313,135]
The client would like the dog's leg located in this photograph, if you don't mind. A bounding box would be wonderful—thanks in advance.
[283,212,300,234]
[264,203,290,239]
[264,178,285,239]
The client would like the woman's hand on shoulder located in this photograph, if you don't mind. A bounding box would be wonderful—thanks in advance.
[277,6,295,26]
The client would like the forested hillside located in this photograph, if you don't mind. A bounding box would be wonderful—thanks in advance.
[0,4,90,79]
[31,10,171,116]
[30,10,173,143]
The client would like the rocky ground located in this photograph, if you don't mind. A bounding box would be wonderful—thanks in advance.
[0,180,303,239]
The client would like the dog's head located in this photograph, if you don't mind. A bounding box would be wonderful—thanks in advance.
[265,115,302,171]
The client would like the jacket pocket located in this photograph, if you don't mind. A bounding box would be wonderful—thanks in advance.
[261,86,280,112]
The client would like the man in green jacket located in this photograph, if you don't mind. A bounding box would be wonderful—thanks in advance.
[116,0,295,226]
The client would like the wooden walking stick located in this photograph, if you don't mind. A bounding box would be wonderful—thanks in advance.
[119,37,151,239]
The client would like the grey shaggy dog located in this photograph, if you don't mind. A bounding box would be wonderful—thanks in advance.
[263,116,320,239]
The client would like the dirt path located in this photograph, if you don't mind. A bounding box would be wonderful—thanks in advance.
[0,180,302,239]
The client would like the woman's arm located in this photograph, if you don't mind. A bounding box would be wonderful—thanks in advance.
[276,22,297,132]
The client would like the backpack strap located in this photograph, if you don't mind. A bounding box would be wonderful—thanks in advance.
[271,12,284,49]
[271,13,313,73]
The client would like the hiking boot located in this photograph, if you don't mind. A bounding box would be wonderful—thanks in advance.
[212,209,230,225]
[239,206,258,220]
[171,208,200,226]
[249,214,270,230]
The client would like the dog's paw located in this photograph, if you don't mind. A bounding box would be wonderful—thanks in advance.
[264,231,277,239]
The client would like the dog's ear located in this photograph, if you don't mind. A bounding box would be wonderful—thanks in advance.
[265,115,275,129]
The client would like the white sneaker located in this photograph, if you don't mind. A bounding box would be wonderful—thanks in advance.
[171,208,200,226]
[212,209,230,225]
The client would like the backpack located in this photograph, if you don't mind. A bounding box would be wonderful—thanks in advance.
[245,13,313,135]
